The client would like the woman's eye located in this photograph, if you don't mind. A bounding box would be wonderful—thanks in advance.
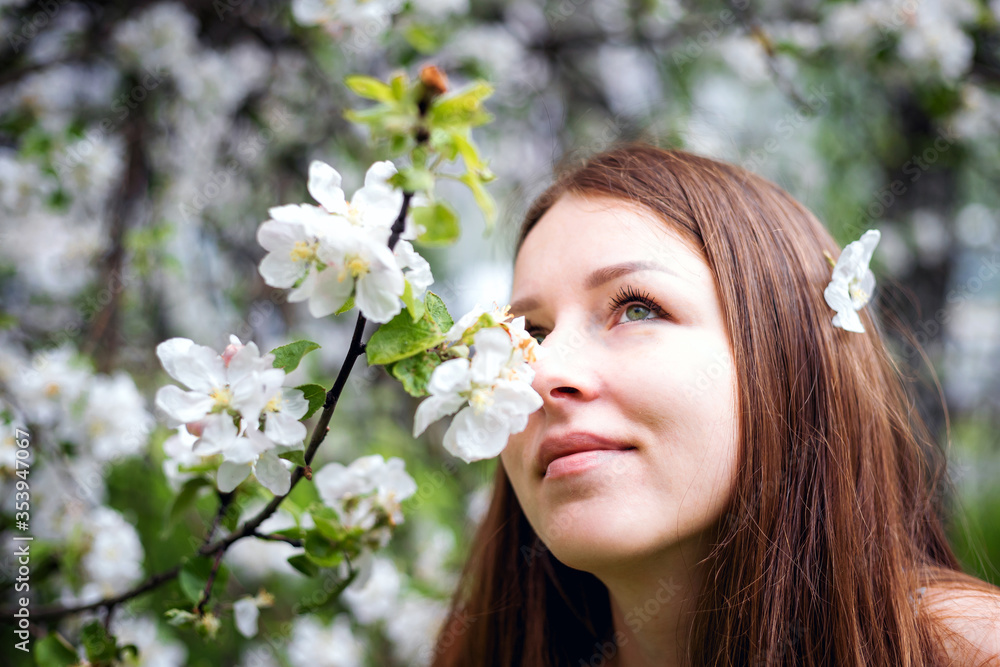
[529,330,547,344]
[620,303,653,323]
[609,285,666,326]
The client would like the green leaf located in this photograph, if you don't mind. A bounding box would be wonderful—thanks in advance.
[388,166,435,194]
[81,621,117,663]
[429,81,495,128]
[365,305,448,366]
[389,72,409,101]
[304,530,344,568]
[336,295,355,315]
[35,633,79,667]
[403,24,441,54]
[448,128,486,172]
[460,171,497,229]
[344,75,395,103]
[287,554,319,577]
[270,340,320,373]
[413,201,460,246]
[309,505,346,542]
[425,292,454,332]
[295,383,326,420]
[163,477,213,536]
[387,350,444,396]
[278,449,307,468]
[343,106,392,127]
[401,280,425,322]
[178,556,229,605]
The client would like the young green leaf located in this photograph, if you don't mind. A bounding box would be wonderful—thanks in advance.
[178,556,230,605]
[81,621,118,663]
[304,531,344,568]
[163,477,213,536]
[278,449,307,468]
[336,295,355,315]
[34,633,79,667]
[460,171,497,229]
[387,350,443,396]
[270,340,320,373]
[401,280,426,322]
[412,201,460,246]
[365,306,447,366]
[344,75,396,103]
[287,553,319,577]
[295,383,326,420]
[425,292,454,332]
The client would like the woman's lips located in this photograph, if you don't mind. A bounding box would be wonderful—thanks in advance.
[544,448,636,479]
[536,431,637,478]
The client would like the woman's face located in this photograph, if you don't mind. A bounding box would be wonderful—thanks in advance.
[501,193,739,573]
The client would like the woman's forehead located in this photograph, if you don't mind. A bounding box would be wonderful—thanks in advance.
[513,193,709,288]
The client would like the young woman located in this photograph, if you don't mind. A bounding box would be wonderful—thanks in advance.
[430,144,1000,666]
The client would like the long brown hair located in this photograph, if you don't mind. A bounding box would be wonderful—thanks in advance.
[430,144,998,666]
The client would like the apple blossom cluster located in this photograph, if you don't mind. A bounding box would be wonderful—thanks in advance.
[413,305,544,463]
[313,454,418,551]
[154,335,307,495]
[256,160,432,323]
[0,344,153,465]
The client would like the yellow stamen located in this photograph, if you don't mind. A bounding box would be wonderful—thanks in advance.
[469,388,493,414]
[339,254,370,282]
[210,387,233,410]
[264,394,281,413]
[346,201,363,226]
[289,240,319,262]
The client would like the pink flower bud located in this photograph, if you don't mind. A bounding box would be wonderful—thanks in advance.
[186,420,206,437]
[221,341,244,367]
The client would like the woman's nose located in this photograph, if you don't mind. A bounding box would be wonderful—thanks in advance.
[530,324,599,404]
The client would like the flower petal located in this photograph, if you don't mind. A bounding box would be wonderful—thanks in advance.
[155,385,213,423]
[233,597,260,638]
[308,161,347,214]
[265,411,307,446]
[254,450,292,495]
[443,406,509,462]
[305,267,355,318]
[217,461,252,492]
[156,338,226,392]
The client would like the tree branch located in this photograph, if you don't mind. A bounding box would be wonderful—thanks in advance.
[9,187,418,625]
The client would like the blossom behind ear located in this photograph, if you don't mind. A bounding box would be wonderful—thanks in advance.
[824,229,881,333]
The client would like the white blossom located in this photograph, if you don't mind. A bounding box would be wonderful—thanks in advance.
[81,507,145,596]
[287,615,363,667]
[257,160,432,323]
[155,335,306,493]
[413,325,543,462]
[342,556,402,624]
[314,454,417,545]
[10,345,91,427]
[384,594,449,667]
[291,0,402,33]
[80,372,154,462]
[824,229,881,333]
[109,614,187,667]
[234,597,261,638]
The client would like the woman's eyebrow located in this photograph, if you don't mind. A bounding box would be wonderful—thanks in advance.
[509,260,679,315]
[584,260,678,289]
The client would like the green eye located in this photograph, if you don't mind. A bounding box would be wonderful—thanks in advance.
[531,331,546,344]
[624,304,652,321]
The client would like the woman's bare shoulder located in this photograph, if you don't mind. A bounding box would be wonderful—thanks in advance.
[920,582,1000,664]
